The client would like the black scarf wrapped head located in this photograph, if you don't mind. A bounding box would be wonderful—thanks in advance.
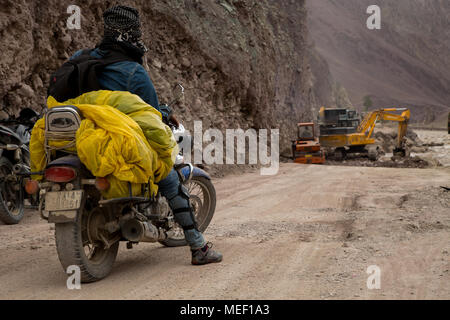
[99,5,148,65]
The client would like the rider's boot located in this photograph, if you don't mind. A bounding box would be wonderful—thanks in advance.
[191,242,223,265]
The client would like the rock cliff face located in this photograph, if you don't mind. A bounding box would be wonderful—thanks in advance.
[0,0,327,155]
[307,0,450,126]
[1,0,448,158]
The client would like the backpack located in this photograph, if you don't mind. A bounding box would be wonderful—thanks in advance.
[48,49,134,102]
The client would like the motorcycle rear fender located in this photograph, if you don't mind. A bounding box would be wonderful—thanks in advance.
[46,189,84,224]
[47,210,78,224]
[45,155,84,223]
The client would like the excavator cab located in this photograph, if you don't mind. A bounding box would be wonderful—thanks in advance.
[292,123,325,164]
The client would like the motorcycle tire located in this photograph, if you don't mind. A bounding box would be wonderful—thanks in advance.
[55,201,119,283]
[0,157,24,224]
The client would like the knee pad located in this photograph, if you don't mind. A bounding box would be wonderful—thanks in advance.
[171,184,198,231]
[179,184,190,200]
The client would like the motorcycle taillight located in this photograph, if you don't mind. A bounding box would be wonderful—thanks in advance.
[44,166,77,183]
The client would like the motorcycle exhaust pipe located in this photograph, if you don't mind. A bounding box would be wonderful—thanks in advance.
[121,219,167,243]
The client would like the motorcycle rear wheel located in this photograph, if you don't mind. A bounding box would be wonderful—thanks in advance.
[0,157,24,225]
[159,176,216,247]
[55,202,119,283]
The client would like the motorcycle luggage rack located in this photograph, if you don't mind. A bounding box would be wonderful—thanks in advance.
[98,197,151,207]
[99,182,154,207]
[44,105,83,163]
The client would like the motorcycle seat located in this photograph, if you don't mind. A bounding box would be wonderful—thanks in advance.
[47,155,82,168]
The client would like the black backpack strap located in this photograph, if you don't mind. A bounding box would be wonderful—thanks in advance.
[48,49,135,102]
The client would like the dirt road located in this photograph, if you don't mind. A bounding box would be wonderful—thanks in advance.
[0,163,449,300]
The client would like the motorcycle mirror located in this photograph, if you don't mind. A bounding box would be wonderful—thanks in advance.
[169,84,184,106]
[173,84,184,99]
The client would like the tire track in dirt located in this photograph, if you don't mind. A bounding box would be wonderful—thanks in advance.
[0,163,448,299]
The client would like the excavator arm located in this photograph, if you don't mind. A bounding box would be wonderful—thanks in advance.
[383,108,410,155]
[358,108,410,155]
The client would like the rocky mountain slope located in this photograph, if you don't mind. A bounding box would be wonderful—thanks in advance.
[307,0,450,126]
[0,0,329,155]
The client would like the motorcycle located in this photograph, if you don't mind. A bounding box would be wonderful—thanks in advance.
[28,85,216,282]
[0,108,39,224]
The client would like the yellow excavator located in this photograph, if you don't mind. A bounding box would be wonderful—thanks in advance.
[318,107,410,160]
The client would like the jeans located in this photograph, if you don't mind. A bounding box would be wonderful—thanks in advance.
[157,169,206,250]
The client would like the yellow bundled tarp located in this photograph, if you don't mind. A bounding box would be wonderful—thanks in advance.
[30,90,178,199]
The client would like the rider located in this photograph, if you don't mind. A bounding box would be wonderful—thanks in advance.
[67,5,222,265]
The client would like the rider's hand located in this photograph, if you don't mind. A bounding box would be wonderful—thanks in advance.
[169,114,180,128]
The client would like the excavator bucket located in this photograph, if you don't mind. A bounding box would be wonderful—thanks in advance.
[393,147,407,157]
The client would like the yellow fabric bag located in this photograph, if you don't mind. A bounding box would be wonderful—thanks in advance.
[30,90,178,199]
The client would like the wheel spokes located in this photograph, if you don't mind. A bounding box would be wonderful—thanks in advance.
[85,244,95,260]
